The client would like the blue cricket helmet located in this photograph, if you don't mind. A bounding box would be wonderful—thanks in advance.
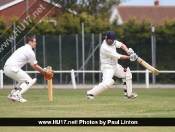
[106,30,117,40]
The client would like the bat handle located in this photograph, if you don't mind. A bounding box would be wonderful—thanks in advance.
[134,55,138,60]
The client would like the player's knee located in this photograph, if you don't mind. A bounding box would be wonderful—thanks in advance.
[102,79,114,88]
[20,78,36,89]
[125,67,132,80]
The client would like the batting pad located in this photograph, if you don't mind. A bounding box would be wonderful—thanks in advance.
[87,79,114,96]
[125,67,132,96]
[18,78,37,95]
[122,78,127,95]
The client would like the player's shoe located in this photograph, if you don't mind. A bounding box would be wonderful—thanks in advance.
[124,93,138,99]
[7,89,17,100]
[15,95,27,102]
[7,93,14,100]
[86,94,94,100]
[8,94,27,102]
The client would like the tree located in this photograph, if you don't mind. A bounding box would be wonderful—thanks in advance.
[51,0,121,18]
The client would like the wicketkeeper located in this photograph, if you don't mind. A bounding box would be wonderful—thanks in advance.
[3,35,53,102]
[87,30,138,100]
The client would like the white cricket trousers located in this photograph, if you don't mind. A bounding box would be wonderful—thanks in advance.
[101,64,125,82]
[4,66,32,88]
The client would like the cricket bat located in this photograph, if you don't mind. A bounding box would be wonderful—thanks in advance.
[137,57,159,75]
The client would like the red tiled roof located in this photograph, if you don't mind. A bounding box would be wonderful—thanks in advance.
[0,0,15,6]
[117,6,175,25]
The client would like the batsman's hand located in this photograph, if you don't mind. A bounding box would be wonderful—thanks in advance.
[42,68,54,80]
[127,48,135,55]
[130,53,138,61]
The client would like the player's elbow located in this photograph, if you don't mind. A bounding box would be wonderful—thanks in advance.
[30,63,37,70]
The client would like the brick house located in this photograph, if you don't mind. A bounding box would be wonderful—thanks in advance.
[0,0,63,25]
[110,0,175,25]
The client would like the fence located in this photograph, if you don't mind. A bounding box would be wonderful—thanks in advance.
[1,34,175,85]
[1,69,175,89]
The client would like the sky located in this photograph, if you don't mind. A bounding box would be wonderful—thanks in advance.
[120,0,175,6]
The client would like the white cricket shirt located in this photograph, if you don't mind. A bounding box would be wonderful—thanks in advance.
[100,40,122,65]
[5,44,38,68]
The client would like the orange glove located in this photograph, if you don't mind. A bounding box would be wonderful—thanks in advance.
[42,68,54,80]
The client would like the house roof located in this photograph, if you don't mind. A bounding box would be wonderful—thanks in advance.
[0,0,23,11]
[111,6,175,25]
[0,0,77,14]
[0,0,15,6]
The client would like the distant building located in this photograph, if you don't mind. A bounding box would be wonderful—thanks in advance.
[110,0,175,25]
[0,0,64,25]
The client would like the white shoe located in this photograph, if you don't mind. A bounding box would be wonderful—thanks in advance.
[124,93,138,99]
[16,95,27,102]
[7,93,18,101]
[10,94,27,102]
[86,94,94,100]
[7,93,14,100]
[7,88,17,99]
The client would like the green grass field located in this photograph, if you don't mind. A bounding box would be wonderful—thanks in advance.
[0,88,175,132]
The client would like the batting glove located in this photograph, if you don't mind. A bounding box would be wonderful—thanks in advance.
[130,53,138,61]
[127,48,135,55]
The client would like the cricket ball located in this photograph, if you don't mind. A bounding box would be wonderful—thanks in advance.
[123,68,127,72]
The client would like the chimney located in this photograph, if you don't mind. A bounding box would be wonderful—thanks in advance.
[154,0,159,6]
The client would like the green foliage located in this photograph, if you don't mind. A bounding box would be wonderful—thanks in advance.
[52,0,120,18]
[0,18,6,34]
[56,13,81,34]
[79,13,109,34]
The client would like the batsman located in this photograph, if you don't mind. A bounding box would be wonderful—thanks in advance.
[87,30,138,100]
[3,35,53,102]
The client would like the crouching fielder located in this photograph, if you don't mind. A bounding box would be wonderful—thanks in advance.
[87,30,138,100]
[4,35,53,102]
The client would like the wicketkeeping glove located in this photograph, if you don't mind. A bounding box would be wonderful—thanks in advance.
[42,68,54,80]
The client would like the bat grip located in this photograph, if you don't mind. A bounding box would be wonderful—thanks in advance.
[134,55,138,60]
